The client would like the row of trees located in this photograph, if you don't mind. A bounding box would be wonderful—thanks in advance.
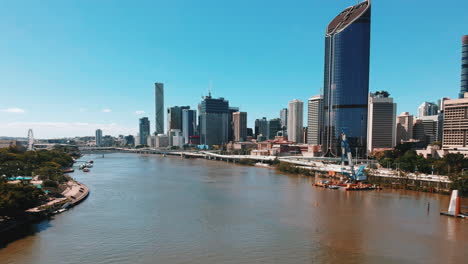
[376,143,468,176]
[375,143,468,195]
[0,145,74,182]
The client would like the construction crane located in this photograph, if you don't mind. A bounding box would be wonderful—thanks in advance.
[340,129,367,182]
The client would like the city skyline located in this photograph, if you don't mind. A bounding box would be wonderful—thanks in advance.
[1,0,468,138]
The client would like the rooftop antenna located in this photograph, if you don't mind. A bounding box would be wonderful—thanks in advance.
[209,80,212,97]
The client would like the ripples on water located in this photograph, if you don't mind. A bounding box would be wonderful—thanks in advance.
[0,153,467,264]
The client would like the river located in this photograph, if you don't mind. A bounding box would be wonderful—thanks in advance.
[0,153,467,264]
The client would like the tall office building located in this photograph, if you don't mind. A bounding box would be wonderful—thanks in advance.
[95,129,103,147]
[366,93,396,155]
[396,112,413,144]
[307,95,323,145]
[287,99,304,143]
[155,83,164,135]
[167,106,190,133]
[418,102,439,117]
[413,115,439,146]
[182,109,197,144]
[443,94,468,151]
[280,108,288,130]
[268,118,282,139]
[255,117,269,139]
[233,112,247,142]
[459,36,468,98]
[321,0,371,156]
[198,94,230,145]
[228,107,239,142]
[124,135,135,146]
[139,117,151,145]
[246,128,253,137]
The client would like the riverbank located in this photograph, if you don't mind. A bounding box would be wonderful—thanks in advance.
[2,152,467,264]
[0,180,89,235]
[134,150,454,194]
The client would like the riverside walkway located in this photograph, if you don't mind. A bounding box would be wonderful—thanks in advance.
[80,147,452,186]
[27,180,89,213]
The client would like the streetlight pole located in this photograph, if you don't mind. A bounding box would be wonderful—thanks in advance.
[355,147,358,165]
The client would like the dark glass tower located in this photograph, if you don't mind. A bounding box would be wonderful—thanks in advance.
[198,94,230,145]
[139,117,150,145]
[321,0,371,156]
[460,35,468,98]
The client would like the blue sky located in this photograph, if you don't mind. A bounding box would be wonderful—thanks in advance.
[0,0,467,138]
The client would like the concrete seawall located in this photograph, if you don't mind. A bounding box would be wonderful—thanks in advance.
[1,181,89,235]
[62,180,90,207]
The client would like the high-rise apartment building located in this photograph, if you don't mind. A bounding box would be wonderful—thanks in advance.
[95,129,103,147]
[198,94,230,145]
[366,93,396,155]
[321,0,371,156]
[396,112,413,144]
[443,94,468,151]
[418,102,439,117]
[307,95,323,145]
[459,36,468,98]
[155,83,164,135]
[233,112,247,142]
[268,118,282,140]
[288,99,304,143]
[182,109,197,144]
[139,117,150,146]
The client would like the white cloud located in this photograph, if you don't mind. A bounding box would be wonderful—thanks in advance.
[0,122,137,138]
[102,109,112,113]
[134,110,145,115]
[1,107,26,113]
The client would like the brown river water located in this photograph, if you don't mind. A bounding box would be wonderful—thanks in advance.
[0,153,467,264]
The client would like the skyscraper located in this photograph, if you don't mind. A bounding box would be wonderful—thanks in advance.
[167,106,189,133]
[321,0,371,156]
[280,108,288,130]
[413,115,439,146]
[459,35,468,98]
[396,112,413,144]
[155,83,164,135]
[139,117,150,146]
[233,112,247,142]
[95,129,103,147]
[268,118,282,139]
[287,99,304,143]
[418,102,439,117]
[228,107,239,142]
[255,117,269,139]
[366,92,396,155]
[182,109,197,144]
[307,95,323,145]
[198,94,230,145]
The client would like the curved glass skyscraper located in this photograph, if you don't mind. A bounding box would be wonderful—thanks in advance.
[321,0,371,156]
[460,35,468,98]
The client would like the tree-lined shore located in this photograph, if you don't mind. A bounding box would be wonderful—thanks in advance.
[0,146,79,218]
